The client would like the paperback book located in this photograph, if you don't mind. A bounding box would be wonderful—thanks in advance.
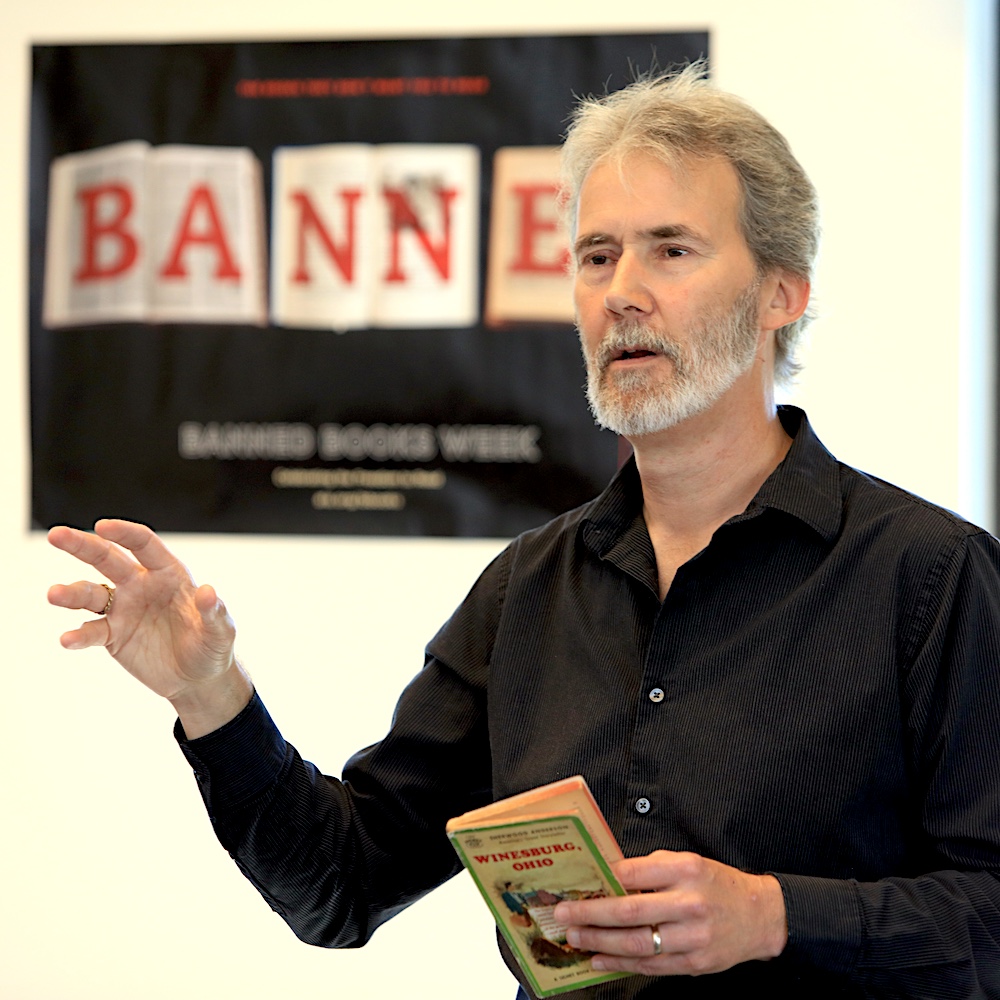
[447,776,632,997]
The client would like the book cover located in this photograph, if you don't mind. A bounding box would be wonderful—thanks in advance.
[447,777,631,997]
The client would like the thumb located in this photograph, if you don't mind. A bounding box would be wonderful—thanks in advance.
[193,583,224,617]
[193,584,236,647]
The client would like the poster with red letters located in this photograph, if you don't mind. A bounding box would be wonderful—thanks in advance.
[30,32,707,536]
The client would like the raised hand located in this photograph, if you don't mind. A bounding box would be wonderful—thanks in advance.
[552,850,787,977]
[48,519,252,736]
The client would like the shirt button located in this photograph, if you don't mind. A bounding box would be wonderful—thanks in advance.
[635,797,651,814]
[648,687,665,702]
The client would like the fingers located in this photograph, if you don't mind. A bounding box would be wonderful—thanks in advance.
[614,850,702,891]
[568,921,663,958]
[48,580,116,615]
[48,580,115,650]
[565,922,708,976]
[553,859,788,976]
[48,524,138,584]
[93,519,180,572]
[58,616,112,651]
[48,519,181,582]
[552,852,696,930]
[554,884,686,931]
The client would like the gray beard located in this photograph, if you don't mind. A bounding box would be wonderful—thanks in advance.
[582,282,762,437]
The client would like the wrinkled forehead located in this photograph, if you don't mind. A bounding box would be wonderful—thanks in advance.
[568,147,741,239]
[570,150,745,253]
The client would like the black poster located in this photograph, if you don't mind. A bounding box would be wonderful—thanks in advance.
[30,32,708,536]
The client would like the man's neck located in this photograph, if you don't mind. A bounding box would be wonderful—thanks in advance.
[630,394,792,599]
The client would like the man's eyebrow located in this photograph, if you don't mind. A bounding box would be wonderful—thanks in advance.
[642,224,711,245]
[572,224,710,256]
[572,232,615,256]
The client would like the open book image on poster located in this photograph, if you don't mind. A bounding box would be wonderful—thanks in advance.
[447,776,633,996]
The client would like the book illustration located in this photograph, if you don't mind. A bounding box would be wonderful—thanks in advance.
[497,868,611,967]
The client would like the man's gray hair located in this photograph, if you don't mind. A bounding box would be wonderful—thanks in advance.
[560,62,819,385]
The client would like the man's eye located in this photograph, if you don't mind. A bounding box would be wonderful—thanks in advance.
[664,246,688,258]
[585,253,611,266]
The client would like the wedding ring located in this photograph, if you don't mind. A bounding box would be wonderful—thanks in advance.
[651,926,662,956]
[97,583,114,615]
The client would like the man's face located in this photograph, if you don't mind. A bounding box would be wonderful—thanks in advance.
[572,152,767,438]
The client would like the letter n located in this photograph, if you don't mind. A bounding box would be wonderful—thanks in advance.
[382,185,457,283]
[289,189,363,283]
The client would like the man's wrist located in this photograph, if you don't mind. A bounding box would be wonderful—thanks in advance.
[170,660,254,740]
[756,873,789,959]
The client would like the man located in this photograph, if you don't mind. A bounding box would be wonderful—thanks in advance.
[48,64,1000,997]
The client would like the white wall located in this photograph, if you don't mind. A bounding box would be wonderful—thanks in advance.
[2,2,992,998]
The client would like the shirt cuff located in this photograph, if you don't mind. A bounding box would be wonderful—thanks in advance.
[774,871,866,975]
[174,691,288,808]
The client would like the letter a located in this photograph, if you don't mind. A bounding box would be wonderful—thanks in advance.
[159,184,242,280]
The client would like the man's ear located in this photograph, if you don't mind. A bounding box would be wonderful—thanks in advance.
[759,270,810,332]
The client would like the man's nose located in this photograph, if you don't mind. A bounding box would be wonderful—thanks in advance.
[604,251,652,316]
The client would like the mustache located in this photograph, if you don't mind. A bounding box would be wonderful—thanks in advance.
[591,321,683,372]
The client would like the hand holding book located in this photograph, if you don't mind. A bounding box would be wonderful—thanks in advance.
[447,776,788,995]
[552,850,788,978]
[446,776,632,997]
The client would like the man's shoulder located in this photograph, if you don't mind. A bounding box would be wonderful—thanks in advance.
[777,406,992,549]
[828,461,1000,603]
[837,459,989,543]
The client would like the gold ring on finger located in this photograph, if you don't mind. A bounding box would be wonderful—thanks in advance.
[98,583,114,616]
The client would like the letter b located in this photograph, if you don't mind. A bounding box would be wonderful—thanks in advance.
[73,183,140,281]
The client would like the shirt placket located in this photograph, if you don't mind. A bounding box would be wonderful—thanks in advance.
[617,557,697,857]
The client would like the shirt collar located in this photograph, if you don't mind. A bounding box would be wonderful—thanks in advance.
[581,405,842,558]
[750,405,842,541]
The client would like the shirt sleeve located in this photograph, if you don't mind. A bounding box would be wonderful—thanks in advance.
[173,550,507,949]
[774,528,1000,997]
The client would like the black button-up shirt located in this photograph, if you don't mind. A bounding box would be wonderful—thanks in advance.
[179,407,1000,998]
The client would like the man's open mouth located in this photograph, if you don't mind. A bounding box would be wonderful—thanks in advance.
[614,348,658,361]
